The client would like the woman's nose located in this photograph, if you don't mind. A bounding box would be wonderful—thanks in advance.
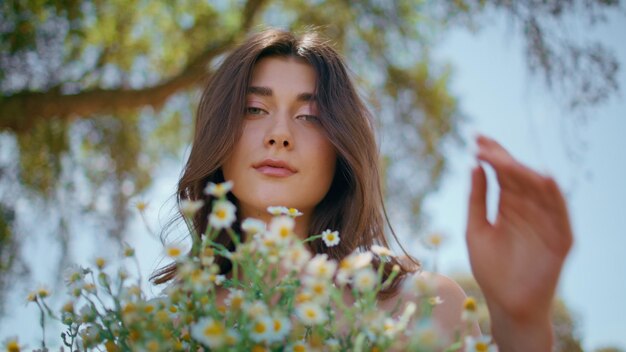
[264,115,294,150]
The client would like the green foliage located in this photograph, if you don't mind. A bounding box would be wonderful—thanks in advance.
[17,119,70,196]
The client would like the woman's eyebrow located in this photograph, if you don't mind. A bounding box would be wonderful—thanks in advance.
[247,86,272,96]
[296,92,315,102]
[246,86,316,102]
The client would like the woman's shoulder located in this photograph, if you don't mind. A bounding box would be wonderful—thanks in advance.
[380,271,479,341]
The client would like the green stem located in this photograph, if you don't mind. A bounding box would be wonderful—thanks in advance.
[35,300,47,349]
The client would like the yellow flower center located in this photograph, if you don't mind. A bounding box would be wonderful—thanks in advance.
[428,234,443,246]
[167,247,181,257]
[293,345,306,352]
[280,227,290,238]
[146,341,159,352]
[216,209,227,219]
[312,284,325,295]
[273,319,282,331]
[306,309,317,319]
[231,296,243,309]
[463,297,477,312]
[7,341,20,352]
[204,322,224,337]
[475,342,488,351]
[296,293,311,303]
[123,303,136,314]
[326,233,335,241]
[254,321,266,334]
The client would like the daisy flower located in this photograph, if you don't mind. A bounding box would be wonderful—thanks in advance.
[37,285,51,299]
[287,340,313,352]
[353,267,377,292]
[180,199,204,217]
[225,329,240,346]
[269,315,291,342]
[210,274,226,286]
[295,302,327,325]
[337,251,373,285]
[224,289,245,310]
[249,316,273,342]
[464,336,497,352]
[340,252,373,272]
[191,317,227,348]
[204,180,233,198]
[267,206,289,216]
[382,317,400,338]
[281,242,311,271]
[422,232,446,250]
[267,206,303,217]
[135,201,148,212]
[186,268,212,292]
[94,257,106,270]
[209,200,236,229]
[302,277,331,303]
[321,229,340,247]
[242,218,266,235]
[371,244,393,257]
[244,300,269,319]
[286,207,303,217]
[269,215,295,242]
[402,272,436,297]
[462,296,479,322]
[3,336,22,352]
[305,254,337,280]
[165,243,185,259]
[63,264,85,286]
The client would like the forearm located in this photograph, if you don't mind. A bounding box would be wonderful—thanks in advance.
[488,304,554,352]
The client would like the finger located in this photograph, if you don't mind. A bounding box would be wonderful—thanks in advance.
[466,164,490,235]
[476,135,545,195]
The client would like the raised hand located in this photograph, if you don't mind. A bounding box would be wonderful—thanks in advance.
[466,135,573,351]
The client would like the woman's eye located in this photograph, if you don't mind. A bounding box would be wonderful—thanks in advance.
[246,107,266,115]
[297,115,320,123]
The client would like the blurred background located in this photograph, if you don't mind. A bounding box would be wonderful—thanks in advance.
[0,1,624,350]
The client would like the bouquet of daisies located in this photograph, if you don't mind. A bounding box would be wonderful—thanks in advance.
[10,182,493,352]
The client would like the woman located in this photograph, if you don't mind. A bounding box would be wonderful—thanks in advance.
[153,28,573,351]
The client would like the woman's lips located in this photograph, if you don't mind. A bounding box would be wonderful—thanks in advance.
[255,165,295,177]
[253,159,297,177]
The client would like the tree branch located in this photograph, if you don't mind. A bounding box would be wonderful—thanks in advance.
[0,0,269,134]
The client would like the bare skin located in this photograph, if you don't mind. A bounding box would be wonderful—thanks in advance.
[465,135,573,351]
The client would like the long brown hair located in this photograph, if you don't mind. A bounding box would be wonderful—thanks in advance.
[151,28,418,297]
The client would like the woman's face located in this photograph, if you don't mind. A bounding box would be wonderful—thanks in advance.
[222,56,337,223]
